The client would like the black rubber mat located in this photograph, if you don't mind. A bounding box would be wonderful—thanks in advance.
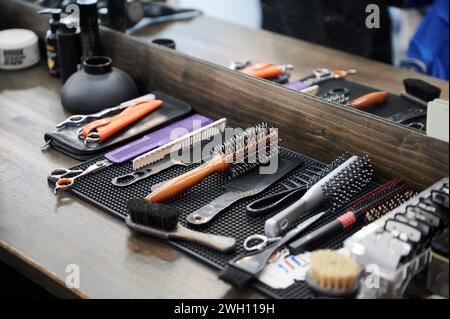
[48,148,374,299]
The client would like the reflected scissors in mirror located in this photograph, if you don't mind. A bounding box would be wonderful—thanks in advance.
[243,212,326,252]
[285,69,357,92]
[50,159,113,194]
[55,94,156,130]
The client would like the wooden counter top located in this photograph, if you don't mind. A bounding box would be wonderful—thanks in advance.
[0,64,259,299]
[0,0,448,299]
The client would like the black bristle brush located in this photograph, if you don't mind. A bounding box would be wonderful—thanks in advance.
[287,178,415,254]
[264,155,374,238]
[126,199,236,253]
[403,78,441,106]
[146,123,279,203]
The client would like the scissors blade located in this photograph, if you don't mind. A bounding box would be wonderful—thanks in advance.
[295,212,326,232]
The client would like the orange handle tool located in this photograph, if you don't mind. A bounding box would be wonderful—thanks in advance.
[349,91,389,110]
[242,62,284,79]
[82,99,163,142]
[146,154,230,203]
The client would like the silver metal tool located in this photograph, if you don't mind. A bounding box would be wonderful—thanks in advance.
[112,158,188,187]
[51,159,113,194]
[243,212,326,252]
[55,94,156,130]
[305,69,357,86]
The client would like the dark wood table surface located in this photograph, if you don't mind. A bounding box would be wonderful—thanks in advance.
[0,15,448,299]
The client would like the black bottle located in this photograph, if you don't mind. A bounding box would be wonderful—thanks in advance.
[57,21,82,83]
[38,8,62,77]
[77,0,101,59]
[106,0,127,32]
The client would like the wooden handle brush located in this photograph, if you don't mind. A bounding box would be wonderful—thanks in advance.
[127,199,236,253]
[146,123,279,203]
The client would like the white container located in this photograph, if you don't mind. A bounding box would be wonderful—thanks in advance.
[427,99,449,143]
[0,29,41,70]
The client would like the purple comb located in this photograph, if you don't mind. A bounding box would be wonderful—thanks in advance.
[105,114,213,164]
[284,81,310,91]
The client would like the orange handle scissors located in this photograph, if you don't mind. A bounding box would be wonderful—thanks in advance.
[242,61,293,79]
[79,99,163,144]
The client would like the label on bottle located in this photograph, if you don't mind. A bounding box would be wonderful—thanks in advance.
[0,45,40,70]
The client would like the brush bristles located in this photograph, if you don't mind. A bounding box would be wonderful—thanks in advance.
[346,178,415,224]
[323,156,374,207]
[364,190,416,223]
[213,123,279,178]
[127,198,180,231]
[307,154,349,188]
[218,265,255,287]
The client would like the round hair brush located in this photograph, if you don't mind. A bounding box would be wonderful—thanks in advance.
[265,155,373,238]
[126,199,236,253]
[146,123,279,203]
[288,178,416,255]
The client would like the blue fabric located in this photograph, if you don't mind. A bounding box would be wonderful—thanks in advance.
[408,0,449,80]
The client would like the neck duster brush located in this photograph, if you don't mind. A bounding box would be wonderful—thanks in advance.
[146,123,279,203]
[288,178,415,255]
[265,155,373,238]
[126,199,236,253]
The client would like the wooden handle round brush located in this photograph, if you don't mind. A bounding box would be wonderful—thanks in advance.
[146,154,230,203]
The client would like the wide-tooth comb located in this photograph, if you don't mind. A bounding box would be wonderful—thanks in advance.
[146,123,279,203]
[133,118,227,170]
[106,114,214,164]
[322,155,373,208]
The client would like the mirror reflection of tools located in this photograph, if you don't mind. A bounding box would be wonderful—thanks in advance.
[320,89,390,111]
[284,69,357,92]
[230,60,293,84]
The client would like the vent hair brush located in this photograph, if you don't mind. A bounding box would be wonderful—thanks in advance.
[288,178,416,254]
[265,155,373,238]
[146,123,279,203]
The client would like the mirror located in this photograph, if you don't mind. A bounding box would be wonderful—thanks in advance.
[24,0,450,135]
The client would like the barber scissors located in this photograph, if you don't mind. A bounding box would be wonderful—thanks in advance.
[243,212,326,252]
[50,159,113,194]
[56,94,156,130]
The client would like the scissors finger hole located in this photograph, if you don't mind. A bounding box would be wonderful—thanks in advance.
[56,178,75,187]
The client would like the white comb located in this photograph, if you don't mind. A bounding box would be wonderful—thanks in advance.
[132,118,227,171]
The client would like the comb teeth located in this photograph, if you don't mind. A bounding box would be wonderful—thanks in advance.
[322,155,374,207]
[212,123,279,178]
[133,118,227,170]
